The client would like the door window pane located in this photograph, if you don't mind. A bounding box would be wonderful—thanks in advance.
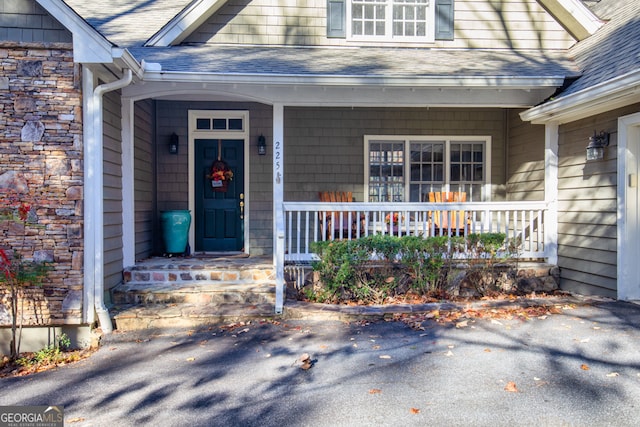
[196,118,210,130]
[212,119,226,130]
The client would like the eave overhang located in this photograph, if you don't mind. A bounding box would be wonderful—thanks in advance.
[520,69,640,124]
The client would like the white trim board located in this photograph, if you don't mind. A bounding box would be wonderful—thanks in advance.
[618,112,640,300]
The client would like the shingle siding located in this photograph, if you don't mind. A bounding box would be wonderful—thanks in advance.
[183,0,574,49]
[283,106,508,203]
[506,109,545,201]
[103,88,124,294]
[134,99,156,261]
[0,0,71,44]
[556,103,640,298]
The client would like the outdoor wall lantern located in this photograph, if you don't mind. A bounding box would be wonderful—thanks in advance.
[257,134,267,156]
[169,133,179,154]
[586,130,609,161]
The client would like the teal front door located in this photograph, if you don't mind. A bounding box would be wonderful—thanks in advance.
[194,139,244,252]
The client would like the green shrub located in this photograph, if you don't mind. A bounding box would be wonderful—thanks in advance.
[305,232,517,304]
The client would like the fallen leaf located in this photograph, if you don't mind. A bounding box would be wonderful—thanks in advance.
[426,310,439,319]
[484,348,492,353]
[67,418,85,423]
[298,353,313,370]
[410,408,420,414]
[504,381,518,393]
[372,345,381,350]
[369,389,382,394]
[379,355,391,359]
[606,372,619,377]
[444,350,454,357]
[186,357,195,362]
[581,364,590,371]
[456,320,468,328]
[491,319,503,325]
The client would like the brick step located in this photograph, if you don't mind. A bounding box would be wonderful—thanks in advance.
[111,302,277,331]
[111,280,276,305]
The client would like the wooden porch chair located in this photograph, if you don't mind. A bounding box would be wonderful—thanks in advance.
[428,191,469,235]
[318,191,363,240]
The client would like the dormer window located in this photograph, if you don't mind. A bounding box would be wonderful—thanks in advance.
[327,0,454,41]
[350,0,433,42]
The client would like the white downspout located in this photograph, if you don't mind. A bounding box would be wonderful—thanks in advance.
[86,68,133,333]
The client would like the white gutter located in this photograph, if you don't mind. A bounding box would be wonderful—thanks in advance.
[520,69,640,124]
[143,70,566,88]
[85,68,133,333]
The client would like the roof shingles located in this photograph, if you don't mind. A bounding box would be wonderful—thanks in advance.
[130,45,580,79]
[560,0,640,97]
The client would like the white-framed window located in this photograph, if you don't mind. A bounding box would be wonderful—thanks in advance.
[349,0,435,42]
[365,135,491,202]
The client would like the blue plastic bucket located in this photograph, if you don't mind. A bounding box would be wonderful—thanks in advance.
[161,210,191,254]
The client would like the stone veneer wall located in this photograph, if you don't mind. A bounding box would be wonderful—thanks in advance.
[0,42,84,326]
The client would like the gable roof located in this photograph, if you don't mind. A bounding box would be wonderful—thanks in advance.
[62,0,192,47]
[521,0,640,123]
[562,0,640,96]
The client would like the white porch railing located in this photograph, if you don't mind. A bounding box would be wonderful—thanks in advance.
[282,201,549,262]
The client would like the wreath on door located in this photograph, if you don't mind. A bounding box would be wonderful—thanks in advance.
[207,140,234,192]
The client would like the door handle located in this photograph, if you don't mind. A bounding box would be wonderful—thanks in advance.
[239,197,244,219]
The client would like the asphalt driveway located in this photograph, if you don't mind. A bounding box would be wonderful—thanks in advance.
[1,300,639,426]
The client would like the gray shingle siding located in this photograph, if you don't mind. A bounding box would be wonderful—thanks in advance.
[0,0,71,43]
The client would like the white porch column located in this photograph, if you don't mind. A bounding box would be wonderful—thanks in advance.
[545,123,559,265]
[121,97,135,267]
[273,103,285,314]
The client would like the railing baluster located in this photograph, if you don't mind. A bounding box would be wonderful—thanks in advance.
[287,211,292,257]
[282,201,548,261]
